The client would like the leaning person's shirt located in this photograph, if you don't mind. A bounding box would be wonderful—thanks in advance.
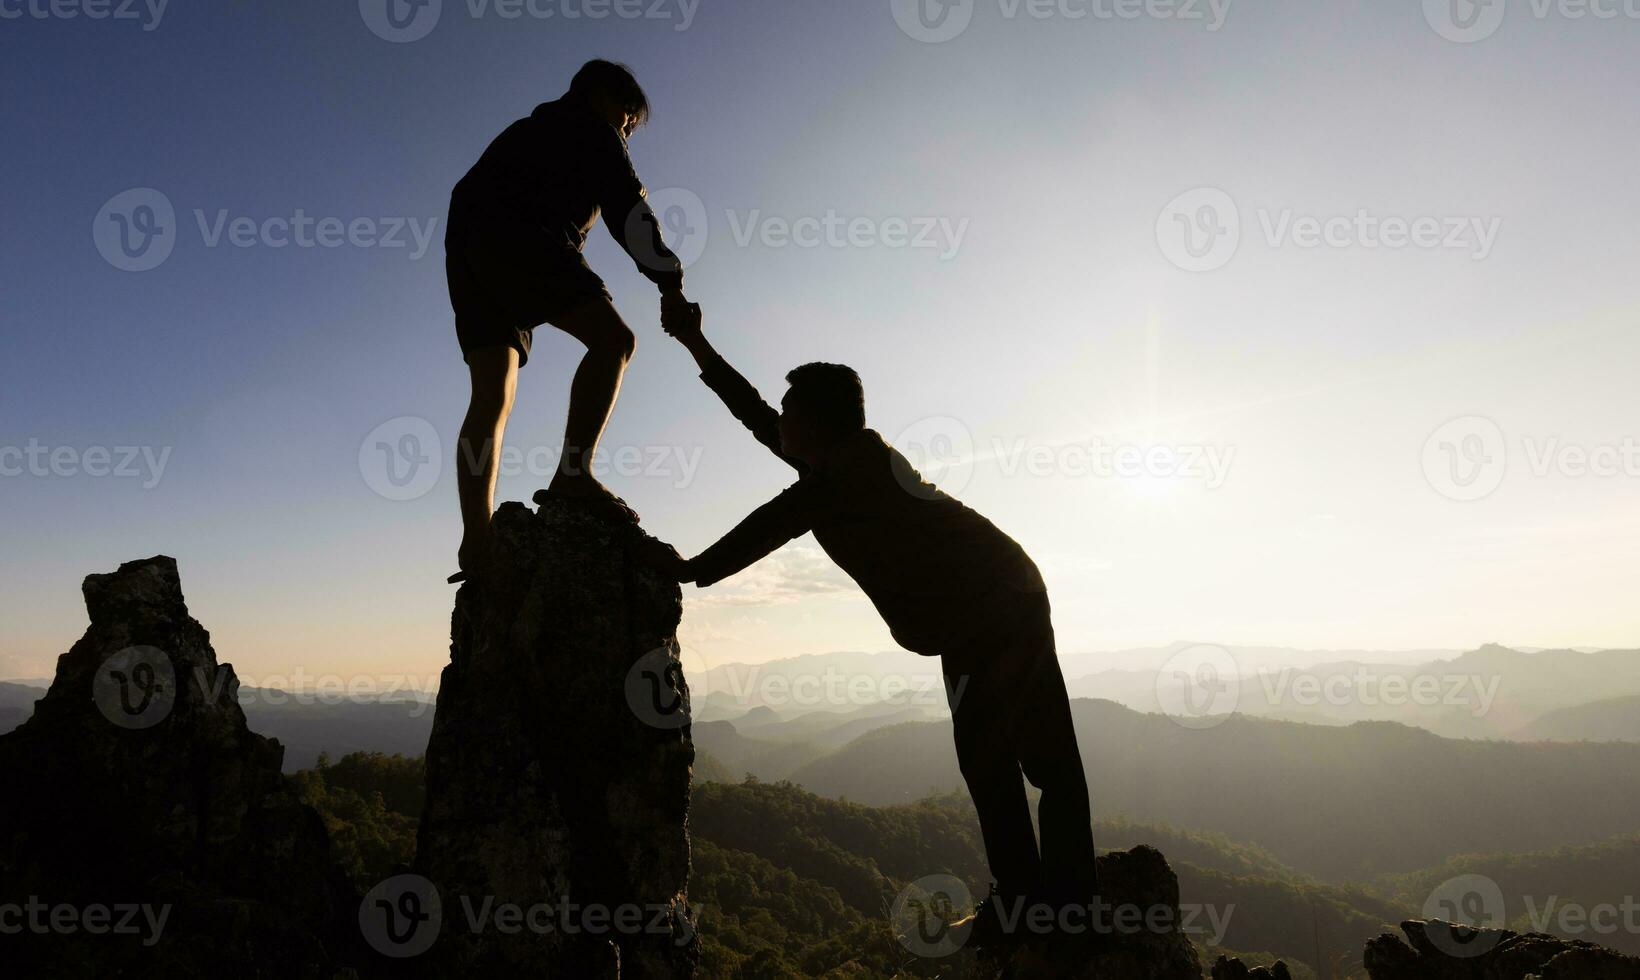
[687,353,1047,656]
[449,96,684,292]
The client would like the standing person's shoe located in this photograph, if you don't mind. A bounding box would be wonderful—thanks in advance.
[953,884,1029,950]
[534,484,640,525]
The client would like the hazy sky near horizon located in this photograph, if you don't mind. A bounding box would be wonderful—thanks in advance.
[4,0,1640,686]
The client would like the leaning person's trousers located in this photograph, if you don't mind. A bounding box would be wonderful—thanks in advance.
[940,589,1098,902]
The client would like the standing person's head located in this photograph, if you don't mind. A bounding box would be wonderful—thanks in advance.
[780,363,866,466]
[568,59,650,137]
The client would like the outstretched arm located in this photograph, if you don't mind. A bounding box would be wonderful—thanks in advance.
[667,307,808,475]
[593,125,692,320]
[636,481,818,586]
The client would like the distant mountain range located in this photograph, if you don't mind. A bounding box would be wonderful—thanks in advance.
[5,641,1638,778]
[235,688,435,770]
[1515,693,1640,742]
[779,699,1640,881]
[0,682,39,735]
[11,656,1640,909]
[0,681,432,772]
[697,642,1640,742]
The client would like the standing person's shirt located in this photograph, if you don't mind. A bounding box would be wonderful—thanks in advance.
[687,352,1047,656]
[450,97,684,292]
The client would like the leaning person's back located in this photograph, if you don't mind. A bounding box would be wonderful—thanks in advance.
[813,430,1046,654]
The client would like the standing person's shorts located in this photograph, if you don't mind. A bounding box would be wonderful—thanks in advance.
[445,219,614,368]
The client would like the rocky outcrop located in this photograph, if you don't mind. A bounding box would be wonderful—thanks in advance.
[975,845,1203,979]
[414,499,697,978]
[0,556,359,978]
[1210,957,1293,980]
[1362,919,1640,979]
[1213,918,1640,980]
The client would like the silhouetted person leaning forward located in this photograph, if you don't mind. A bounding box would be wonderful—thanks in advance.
[639,308,1099,946]
[445,59,695,583]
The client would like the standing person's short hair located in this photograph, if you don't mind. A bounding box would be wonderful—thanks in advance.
[568,59,651,128]
[786,363,867,433]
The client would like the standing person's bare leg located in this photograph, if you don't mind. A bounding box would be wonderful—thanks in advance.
[456,345,520,576]
[544,296,638,502]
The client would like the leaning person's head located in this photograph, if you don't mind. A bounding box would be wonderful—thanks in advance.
[779,363,866,465]
[568,59,650,137]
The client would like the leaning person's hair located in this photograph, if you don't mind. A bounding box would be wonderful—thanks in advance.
[568,59,651,128]
[785,363,866,433]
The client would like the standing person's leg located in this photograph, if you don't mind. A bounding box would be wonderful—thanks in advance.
[541,295,638,503]
[455,346,520,572]
[1011,592,1099,902]
[943,653,1042,902]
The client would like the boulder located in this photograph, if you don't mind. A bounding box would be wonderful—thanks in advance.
[974,845,1203,979]
[1363,919,1640,979]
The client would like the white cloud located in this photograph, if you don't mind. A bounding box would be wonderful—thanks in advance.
[689,545,860,607]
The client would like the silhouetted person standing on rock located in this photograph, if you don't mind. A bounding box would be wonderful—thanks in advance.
[445,59,694,582]
[640,308,1099,943]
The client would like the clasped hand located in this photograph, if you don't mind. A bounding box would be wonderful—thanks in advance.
[660,290,702,340]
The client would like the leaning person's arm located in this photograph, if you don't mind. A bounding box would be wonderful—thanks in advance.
[676,327,807,474]
[682,482,818,586]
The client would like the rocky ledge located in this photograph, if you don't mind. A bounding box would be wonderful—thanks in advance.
[414,498,698,978]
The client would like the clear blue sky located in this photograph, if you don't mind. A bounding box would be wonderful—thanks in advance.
[4,0,1639,686]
